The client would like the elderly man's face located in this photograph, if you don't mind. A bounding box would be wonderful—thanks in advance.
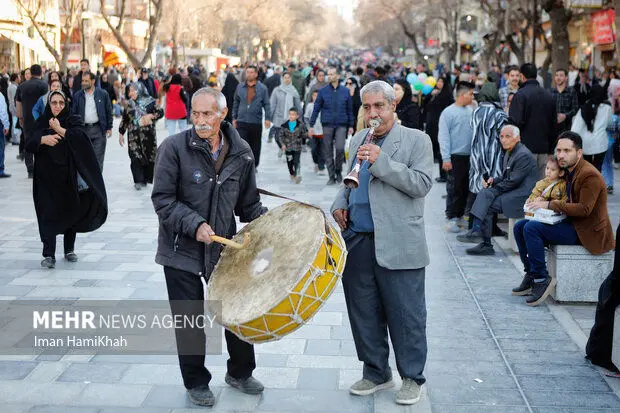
[556,138,582,169]
[499,127,520,151]
[191,94,227,140]
[362,91,396,136]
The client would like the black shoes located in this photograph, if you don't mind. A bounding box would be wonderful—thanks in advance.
[225,373,264,395]
[492,226,508,238]
[335,173,343,183]
[526,277,557,307]
[187,384,215,406]
[435,177,447,183]
[466,242,495,255]
[28,172,33,179]
[0,173,11,178]
[327,178,337,185]
[512,273,533,296]
[64,252,78,262]
[41,257,56,269]
[456,230,484,244]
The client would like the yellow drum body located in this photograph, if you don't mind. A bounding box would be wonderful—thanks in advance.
[206,203,347,343]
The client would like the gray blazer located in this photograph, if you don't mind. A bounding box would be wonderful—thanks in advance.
[492,142,538,218]
[331,123,434,270]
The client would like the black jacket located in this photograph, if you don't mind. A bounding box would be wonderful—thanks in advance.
[396,101,422,130]
[152,121,266,277]
[71,87,113,136]
[509,80,557,154]
[264,73,281,97]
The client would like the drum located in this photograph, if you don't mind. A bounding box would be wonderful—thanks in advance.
[206,202,347,343]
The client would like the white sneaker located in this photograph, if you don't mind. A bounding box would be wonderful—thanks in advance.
[395,379,422,405]
[317,169,327,176]
[447,218,461,233]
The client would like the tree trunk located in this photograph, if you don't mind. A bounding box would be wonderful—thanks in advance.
[543,0,571,71]
[271,39,280,63]
[170,14,179,67]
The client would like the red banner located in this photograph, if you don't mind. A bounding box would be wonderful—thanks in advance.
[592,9,616,45]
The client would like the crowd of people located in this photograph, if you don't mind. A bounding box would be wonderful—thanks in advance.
[1,54,620,408]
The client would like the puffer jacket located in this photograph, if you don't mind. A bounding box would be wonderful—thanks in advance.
[152,121,266,277]
[309,84,353,128]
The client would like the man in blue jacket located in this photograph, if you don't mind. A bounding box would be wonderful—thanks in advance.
[232,66,271,168]
[309,67,354,185]
[72,72,113,171]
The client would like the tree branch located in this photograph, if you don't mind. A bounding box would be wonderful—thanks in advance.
[15,0,61,66]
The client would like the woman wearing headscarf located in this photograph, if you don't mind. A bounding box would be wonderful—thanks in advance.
[119,82,164,190]
[346,77,362,132]
[424,76,454,182]
[26,91,107,269]
[162,73,187,136]
[571,84,613,172]
[270,71,301,155]
[394,78,422,130]
[221,72,239,123]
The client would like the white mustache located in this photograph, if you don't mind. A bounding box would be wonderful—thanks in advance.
[195,125,213,131]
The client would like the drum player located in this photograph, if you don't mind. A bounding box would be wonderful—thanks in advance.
[332,80,434,405]
[152,87,267,407]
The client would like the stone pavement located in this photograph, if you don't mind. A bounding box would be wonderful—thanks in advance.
[0,120,619,412]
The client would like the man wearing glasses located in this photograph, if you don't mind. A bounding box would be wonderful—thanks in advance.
[309,67,354,185]
[152,87,267,407]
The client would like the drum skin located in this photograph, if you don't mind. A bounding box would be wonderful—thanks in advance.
[206,202,347,343]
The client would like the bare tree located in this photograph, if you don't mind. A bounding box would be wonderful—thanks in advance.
[99,0,165,68]
[542,0,571,72]
[15,0,82,71]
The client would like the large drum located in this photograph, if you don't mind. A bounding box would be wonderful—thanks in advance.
[206,202,347,343]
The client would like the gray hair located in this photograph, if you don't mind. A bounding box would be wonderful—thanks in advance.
[501,124,520,137]
[360,80,395,103]
[191,87,227,111]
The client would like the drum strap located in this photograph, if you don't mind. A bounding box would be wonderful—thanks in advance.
[257,188,335,257]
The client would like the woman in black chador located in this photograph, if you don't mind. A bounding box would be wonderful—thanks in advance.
[26,91,107,269]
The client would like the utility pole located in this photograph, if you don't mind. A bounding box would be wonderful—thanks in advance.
[532,0,537,64]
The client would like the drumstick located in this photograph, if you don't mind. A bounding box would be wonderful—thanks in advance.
[211,233,250,249]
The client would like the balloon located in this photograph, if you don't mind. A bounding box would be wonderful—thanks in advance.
[422,84,434,95]
[418,73,428,82]
[425,76,437,87]
[413,80,424,91]
[406,73,418,84]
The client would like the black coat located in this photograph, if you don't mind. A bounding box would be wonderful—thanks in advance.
[264,73,281,97]
[509,80,557,154]
[397,101,422,130]
[26,114,108,241]
[151,121,266,277]
[586,223,620,373]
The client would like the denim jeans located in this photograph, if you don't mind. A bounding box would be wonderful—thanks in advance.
[166,119,187,137]
[602,138,614,188]
[513,219,579,280]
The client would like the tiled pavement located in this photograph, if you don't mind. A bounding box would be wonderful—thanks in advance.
[0,120,619,412]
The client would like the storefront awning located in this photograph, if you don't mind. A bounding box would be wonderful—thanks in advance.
[0,29,56,62]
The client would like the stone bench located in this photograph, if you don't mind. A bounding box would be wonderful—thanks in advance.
[508,218,518,253]
[546,245,613,303]
[613,307,620,371]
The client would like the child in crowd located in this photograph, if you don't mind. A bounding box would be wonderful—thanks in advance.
[279,107,307,184]
[526,156,568,206]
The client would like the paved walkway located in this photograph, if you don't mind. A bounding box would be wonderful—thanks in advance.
[0,121,619,412]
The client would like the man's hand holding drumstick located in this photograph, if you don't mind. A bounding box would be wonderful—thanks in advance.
[196,222,215,244]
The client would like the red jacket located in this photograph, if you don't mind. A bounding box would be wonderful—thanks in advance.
[165,84,187,120]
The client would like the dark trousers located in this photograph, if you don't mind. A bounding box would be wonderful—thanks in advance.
[236,122,263,167]
[85,124,106,172]
[310,136,325,170]
[130,159,154,184]
[446,154,470,219]
[341,230,427,385]
[0,126,5,174]
[322,126,347,179]
[269,126,281,148]
[471,189,503,240]
[285,150,301,176]
[163,266,256,389]
[513,219,579,280]
[20,129,34,173]
[584,152,606,173]
[42,229,77,259]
